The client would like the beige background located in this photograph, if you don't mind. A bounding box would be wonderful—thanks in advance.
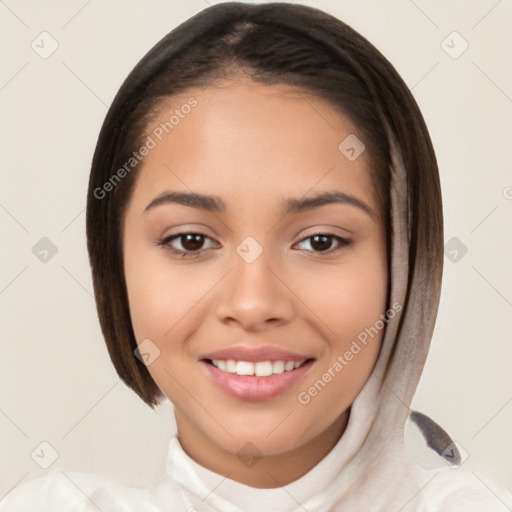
[1,0,511,498]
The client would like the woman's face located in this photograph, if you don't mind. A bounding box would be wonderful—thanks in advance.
[122,79,388,474]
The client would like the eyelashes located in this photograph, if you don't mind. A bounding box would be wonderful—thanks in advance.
[156,232,353,259]
[157,233,218,258]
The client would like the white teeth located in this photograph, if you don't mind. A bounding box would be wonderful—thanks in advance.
[210,359,307,376]
[255,361,273,377]
[236,361,254,376]
[272,360,285,374]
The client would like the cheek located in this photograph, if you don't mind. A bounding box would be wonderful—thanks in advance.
[295,258,387,416]
[124,254,202,344]
[293,241,387,398]
[293,248,387,341]
[123,220,206,339]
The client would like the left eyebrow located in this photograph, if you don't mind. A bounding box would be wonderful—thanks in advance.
[143,189,376,220]
[283,190,376,220]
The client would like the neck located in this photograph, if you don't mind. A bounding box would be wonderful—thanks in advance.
[175,410,349,489]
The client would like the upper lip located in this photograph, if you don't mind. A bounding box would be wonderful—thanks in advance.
[200,345,314,363]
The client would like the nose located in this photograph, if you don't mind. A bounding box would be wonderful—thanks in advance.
[214,244,295,331]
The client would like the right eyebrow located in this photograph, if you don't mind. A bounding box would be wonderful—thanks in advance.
[144,191,225,214]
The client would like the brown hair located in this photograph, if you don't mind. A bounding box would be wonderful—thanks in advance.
[86,2,443,407]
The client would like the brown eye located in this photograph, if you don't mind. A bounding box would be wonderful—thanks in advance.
[295,233,352,255]
[177,233,206,251]
[158,232,218,258]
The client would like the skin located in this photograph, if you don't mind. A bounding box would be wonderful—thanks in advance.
[122,76,388,488]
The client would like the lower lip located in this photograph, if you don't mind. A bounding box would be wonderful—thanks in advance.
[201,360,314,401]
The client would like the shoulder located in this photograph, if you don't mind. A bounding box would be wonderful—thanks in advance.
[1,471,69,511]
[412,466,512,511]
[404,411,512,511]
[0,469,149,511]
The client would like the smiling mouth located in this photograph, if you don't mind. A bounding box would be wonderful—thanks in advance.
[203,358,314,377]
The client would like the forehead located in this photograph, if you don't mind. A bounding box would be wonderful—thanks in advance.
[128,80,378,216]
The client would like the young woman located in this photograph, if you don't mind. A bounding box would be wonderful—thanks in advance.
[2,2,511,510]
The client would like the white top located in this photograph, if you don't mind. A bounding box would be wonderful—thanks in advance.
[2,429,511,511]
